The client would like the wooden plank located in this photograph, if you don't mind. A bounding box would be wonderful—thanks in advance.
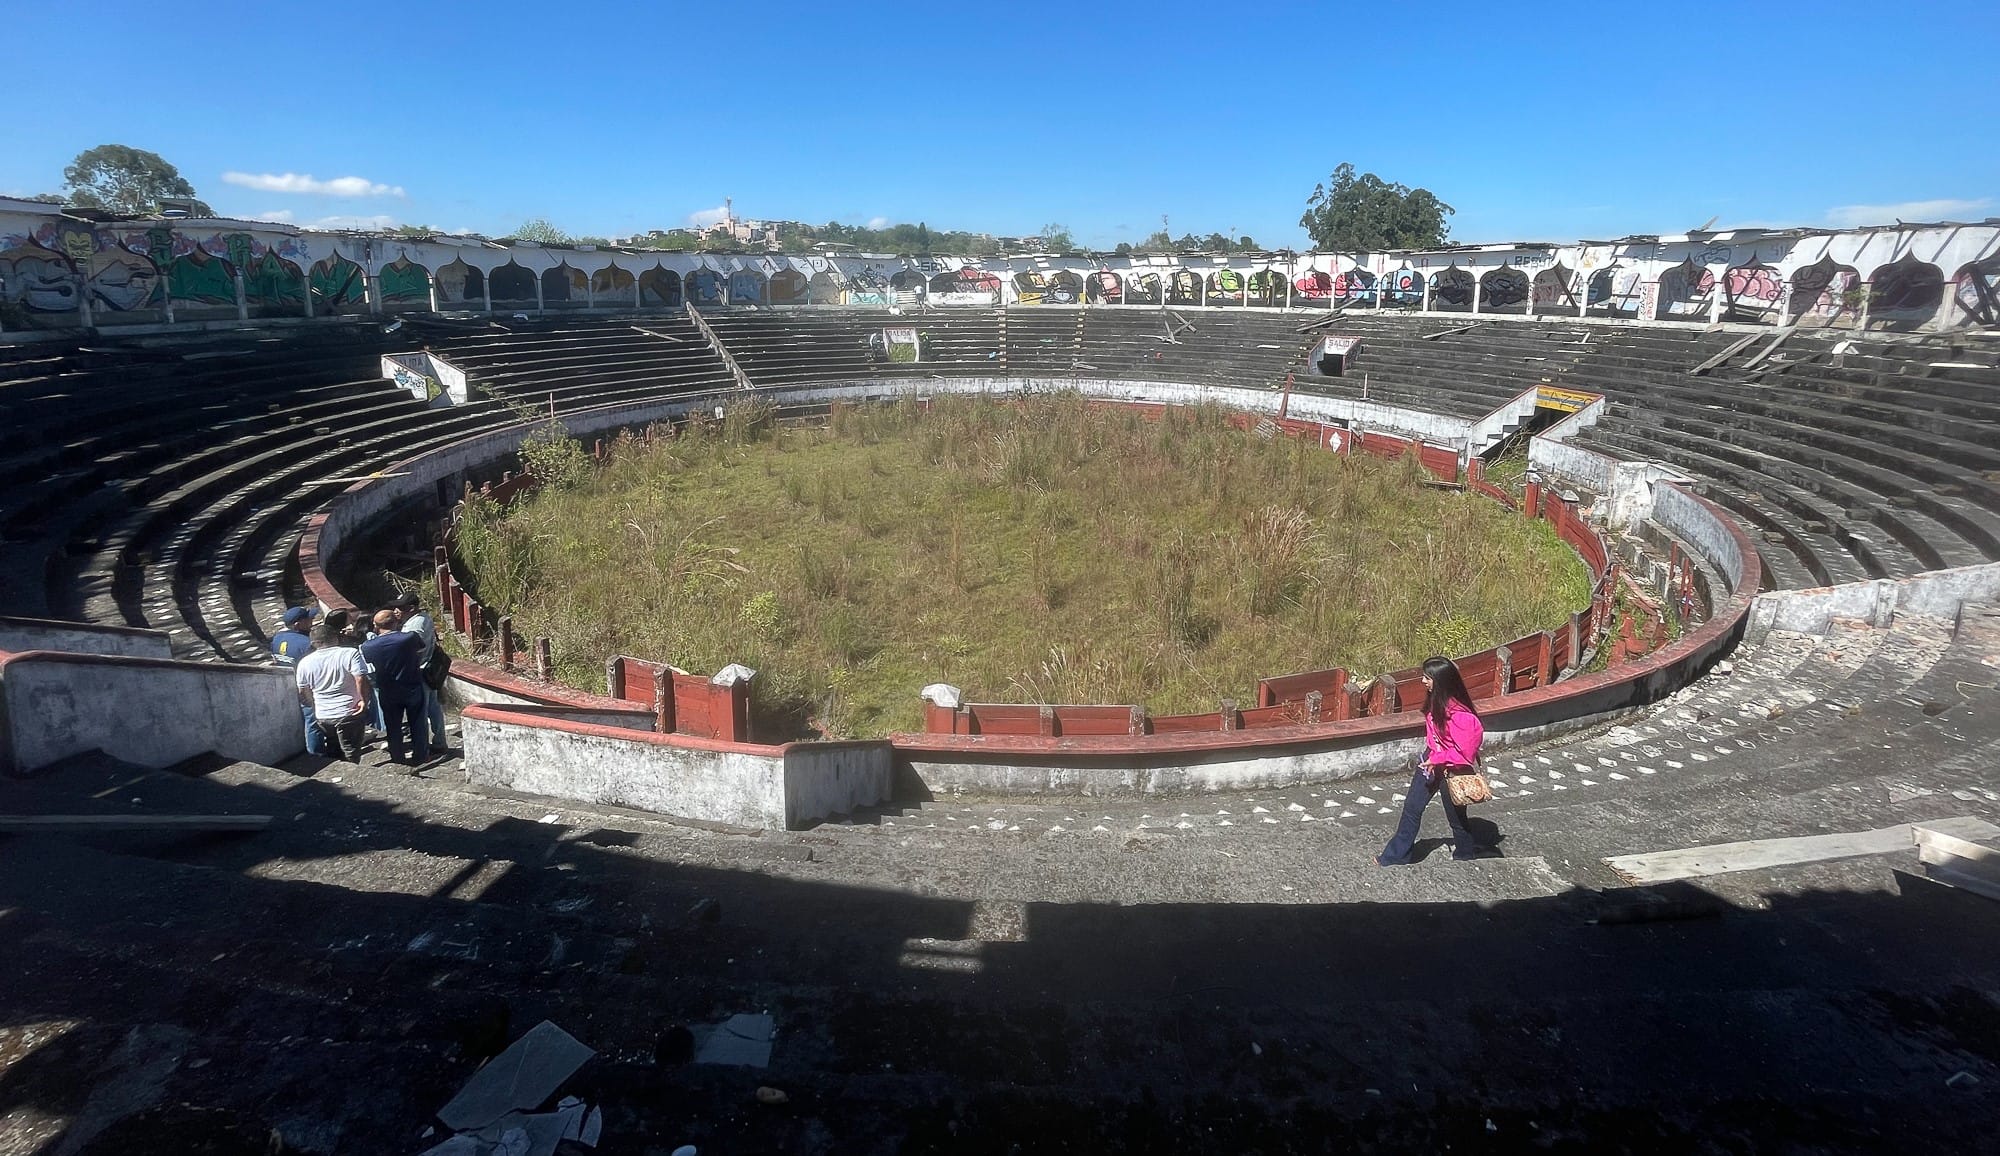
[1739,323,1797,370]
[0,814,271,833]
[1605,816,2000,884]
[1688,330,1762,376]
[1915,826,2000,902]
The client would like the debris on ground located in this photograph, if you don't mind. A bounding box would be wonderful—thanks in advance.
[424,1021,602,1155]
[693,1012,774,1068]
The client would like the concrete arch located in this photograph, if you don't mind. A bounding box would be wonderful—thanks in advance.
[807,270,842,304]
[1166,268,1202,305]
[1205,267,1243,305]
[1333,269,1376,303]
[1787,256,1860,326]
[541,263,585,306]
[591,263,636,299]
[768,267,809,304]
[488,261,537,304]
[0,244,78,314]
[245,252,305,312]
[686,268,725,305]
[1046,270,1084,304]
[378,257,432,307]
[433,258,481,305]
[1721,259,1783,324]
[1087,270,1123,304]
[1532,264,1578,312]
[639,266,682,307]
[1012,270,1050,305]
[165,248,236,309]
[309,253,367,311]
[1380,267,1422,306]
[889,268,927,291]
[728,268,767,304]
[1949,256,2000,327]
[1126,272,1162,304]
[1478,266,1531,313]
[1292,269,1332,301]
[1430,266,1474,310]
[1587,265,1640,318]
[1654,258,1714,320]
[1246,268,1285,306]
[1865,254,1944,329]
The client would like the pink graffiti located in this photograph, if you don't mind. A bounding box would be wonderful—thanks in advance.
[1725,265,1782,303]
[1293,270,1332,298]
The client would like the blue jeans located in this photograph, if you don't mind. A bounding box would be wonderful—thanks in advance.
[301,702,325,756]
[1378,766,1480,863]
[380,696,430,764]
[422,684,449,749]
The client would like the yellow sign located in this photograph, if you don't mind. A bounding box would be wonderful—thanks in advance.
[1537,386,1599,413]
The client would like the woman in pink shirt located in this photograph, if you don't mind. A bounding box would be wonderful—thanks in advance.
[1377,656,1490,865]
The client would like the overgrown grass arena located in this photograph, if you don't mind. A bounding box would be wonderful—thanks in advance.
[453,394,1591,739]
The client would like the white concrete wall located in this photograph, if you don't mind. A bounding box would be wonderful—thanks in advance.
[464,713,789,827]
[0,617,173,659]
[0,654,300,775]
[1747,561,2000,638]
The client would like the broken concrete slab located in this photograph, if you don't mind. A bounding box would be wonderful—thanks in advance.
[437,1020,594,1133]
[693,1013,773,1068]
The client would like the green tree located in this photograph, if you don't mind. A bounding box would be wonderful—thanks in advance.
[1113,242,1133,257]
[509,217,572,244]
[1299,163,1453,251]
[1039,222,1074,252]
[63,144,210,216]
[916,221,931,255]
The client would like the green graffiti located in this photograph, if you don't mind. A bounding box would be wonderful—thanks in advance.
[311,256,366,305]
[379,260,430,304]
[167,252,235,306]
[247,253,304,306]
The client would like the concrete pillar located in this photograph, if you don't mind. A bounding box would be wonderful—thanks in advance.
[585,270,595,310]
[428,280,440,313]
[1421,272,1432,313]
[303,270,315,319]
[1709,268,1726,324]
[1526,272,1536,318]
[1471,269,1482,315]
[481,270,493,314]
[162,282,175,325]
[234,270,248,322]
[533,268,545,316]
[366,272,382,316]
[77,266,95,329]
[634,274,643,310]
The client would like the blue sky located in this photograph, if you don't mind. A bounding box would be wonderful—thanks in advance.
[5,0,1994,248]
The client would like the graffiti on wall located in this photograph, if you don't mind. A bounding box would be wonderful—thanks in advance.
[1479,266,1530,308]
[768,268,808,304]
[1293,269,1331,299]
[379,258,431,305]
[639,267,682,307]
[1952,257,2000,326]
[1126,272,1162,304]
[1430,267,1474,307]
[1655,258,1714,318]
[1532,265,1578,309]
[1866,255,1944,322]
[728,269,766,303]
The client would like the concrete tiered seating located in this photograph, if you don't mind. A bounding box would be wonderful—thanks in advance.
[700,310,1006,386]
[0,316,737,663]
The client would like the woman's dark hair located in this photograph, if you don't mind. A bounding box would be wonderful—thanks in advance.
[1422,655,1479,730]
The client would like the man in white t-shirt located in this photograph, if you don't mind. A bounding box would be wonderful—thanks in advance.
[295,620,373,762]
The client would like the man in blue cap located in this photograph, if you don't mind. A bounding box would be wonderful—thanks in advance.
[270,606,324,756]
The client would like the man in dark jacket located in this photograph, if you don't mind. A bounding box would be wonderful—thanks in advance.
[360,609,431,765]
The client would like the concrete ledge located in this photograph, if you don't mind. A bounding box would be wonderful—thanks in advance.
[0,649,301,776]
[1747,561,2000,638]
[0,616,173,660]
[460,705,892,829]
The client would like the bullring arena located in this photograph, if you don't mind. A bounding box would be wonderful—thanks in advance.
[3,198,2000,1151]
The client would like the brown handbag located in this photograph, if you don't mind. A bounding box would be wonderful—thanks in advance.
[1444,766,1493,806]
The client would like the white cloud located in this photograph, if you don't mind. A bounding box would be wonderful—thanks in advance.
[866,216,890,229]
[222,171,406,197]
[1823,198,1993,228]
[307,213,401,230]
[687,205,730,228]
[252,209,295,224]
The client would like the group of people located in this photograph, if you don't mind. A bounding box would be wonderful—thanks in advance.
[269,591,448,766]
